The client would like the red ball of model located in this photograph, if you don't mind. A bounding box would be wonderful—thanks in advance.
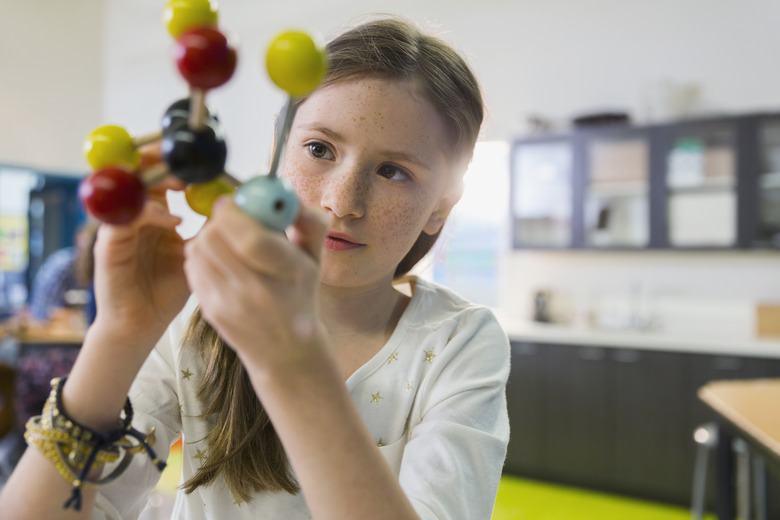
[174,26,237,89]
[79,167,146,225]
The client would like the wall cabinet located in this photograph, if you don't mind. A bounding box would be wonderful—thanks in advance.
[505,341,780,511]
[510,113,780,250]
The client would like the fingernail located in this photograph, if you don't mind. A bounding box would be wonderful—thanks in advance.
[212,195,230,213]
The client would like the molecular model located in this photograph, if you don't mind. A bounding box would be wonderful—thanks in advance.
[78,0,327,232]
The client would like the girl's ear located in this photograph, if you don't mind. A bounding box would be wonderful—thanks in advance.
[423,180,464,235]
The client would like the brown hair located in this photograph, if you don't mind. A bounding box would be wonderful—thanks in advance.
[181,309,297,500]
[182,15,484,501]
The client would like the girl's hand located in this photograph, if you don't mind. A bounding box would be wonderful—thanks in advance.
[91,177,190,342]
[183,198,328,372]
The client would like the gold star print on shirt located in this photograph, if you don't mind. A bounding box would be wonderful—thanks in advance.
[370,392,383,404]
[424,349,436,364]
[194,447,208,465]
[181,368,193,380]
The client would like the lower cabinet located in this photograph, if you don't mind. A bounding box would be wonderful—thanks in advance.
[542,345,612,489]
[505,341,780,510]
[611,348,688,502]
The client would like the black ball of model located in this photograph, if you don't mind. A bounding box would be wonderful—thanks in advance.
[161,118,227,184]
[161,98,217,132]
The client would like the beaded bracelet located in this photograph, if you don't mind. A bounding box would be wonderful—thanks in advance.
[24,377,167,511]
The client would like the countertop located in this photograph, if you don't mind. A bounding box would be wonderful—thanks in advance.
[493,310,780,359]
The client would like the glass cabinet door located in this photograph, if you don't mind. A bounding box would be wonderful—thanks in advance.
[583,136,650,247]
[758,121,780,247]
[511,140,572,247]
[665,125,737,247]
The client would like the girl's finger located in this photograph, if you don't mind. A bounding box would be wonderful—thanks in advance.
[138,141,186,201]
[97,199,181,246]
[184,240,233,302]
[136,198,183,229]
[185,225,252,290]
[208,199,302,278]
[138,141,162,167]
[185,232,281,337]
[148,176,187,199]
[287,204,328,263]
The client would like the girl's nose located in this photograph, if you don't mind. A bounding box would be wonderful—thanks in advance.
[321,168,368,219]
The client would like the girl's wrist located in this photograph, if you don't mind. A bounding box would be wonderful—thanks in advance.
[62,322,166,431]
[88,314,167,348]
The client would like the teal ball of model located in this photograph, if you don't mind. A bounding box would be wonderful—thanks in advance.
[234,175,299,232]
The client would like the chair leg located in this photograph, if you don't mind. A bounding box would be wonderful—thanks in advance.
[752,455,767,520]
[733,438,751,520]
[715,425,736,520]
[692,423,718,520]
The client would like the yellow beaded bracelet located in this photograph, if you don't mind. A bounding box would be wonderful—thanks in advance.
[24,377,166,512]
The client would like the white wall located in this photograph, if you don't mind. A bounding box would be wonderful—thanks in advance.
[0,0,105,174]
[5,0,780,172]
[498,250,780,340]
[100,0,780,177]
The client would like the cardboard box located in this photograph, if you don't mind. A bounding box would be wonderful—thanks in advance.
[757,304,780,338]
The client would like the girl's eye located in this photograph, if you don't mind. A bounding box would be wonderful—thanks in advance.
[308,142,333,160]
[377,164,410,182]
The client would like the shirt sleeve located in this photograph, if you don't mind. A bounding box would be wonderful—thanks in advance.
[400,307,510,520]
[94,318,185,519]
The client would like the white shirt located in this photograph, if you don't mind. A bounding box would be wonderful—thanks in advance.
[96,277,510,519]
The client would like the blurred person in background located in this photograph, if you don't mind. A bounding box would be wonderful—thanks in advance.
[27,220,98,326]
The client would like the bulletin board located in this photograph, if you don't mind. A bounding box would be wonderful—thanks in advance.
[0,214,28,272]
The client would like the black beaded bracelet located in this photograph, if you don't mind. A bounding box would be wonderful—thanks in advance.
[25,377,167,512]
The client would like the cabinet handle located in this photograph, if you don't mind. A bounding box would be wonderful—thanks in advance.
[712,356,742,371]
[613,349,641,363]
[578,347,605,361]
[512,343,540,356]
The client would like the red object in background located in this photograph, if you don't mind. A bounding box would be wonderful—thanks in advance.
[174,26,237,89]
[79,167,146,225]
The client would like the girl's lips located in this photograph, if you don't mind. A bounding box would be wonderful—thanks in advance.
[324,231,365,251]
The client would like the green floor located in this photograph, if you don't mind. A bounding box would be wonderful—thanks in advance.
[493,475,715,520]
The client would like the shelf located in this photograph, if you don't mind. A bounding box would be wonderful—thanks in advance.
[588,180,648,198]
[667,175,735,193]
[761,172,780,190]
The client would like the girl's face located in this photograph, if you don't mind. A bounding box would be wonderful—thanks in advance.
[283,76,461,290]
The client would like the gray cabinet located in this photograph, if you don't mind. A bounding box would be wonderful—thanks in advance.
[543,345,611,488]
[611,348,687,502]
[505,341,780,508]
[505,342,546,476]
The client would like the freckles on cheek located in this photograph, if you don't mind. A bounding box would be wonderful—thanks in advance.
[374,197,429,246]
[285,158,321,206]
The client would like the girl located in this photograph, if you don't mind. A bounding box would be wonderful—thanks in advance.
[0,15,510,519]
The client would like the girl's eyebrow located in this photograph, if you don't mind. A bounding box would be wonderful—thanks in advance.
[380,150,432,171]
[304,124,342,142]
[302,124,432,171]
